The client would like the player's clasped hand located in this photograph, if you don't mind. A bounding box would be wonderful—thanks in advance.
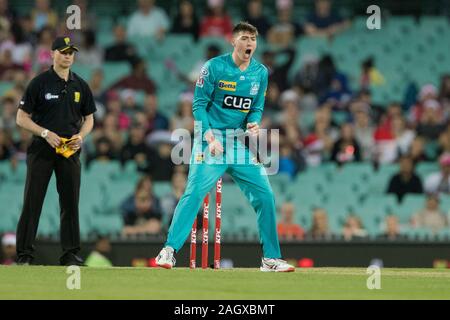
[208,139,224,156]
[45,131,61,148]
[246,122,260,137]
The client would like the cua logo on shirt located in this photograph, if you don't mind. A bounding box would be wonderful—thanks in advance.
[222,95,253,112]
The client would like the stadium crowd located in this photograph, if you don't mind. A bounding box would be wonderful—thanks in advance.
[1,0,450,240]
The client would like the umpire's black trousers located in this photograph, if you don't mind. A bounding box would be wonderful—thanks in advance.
[16,136,81,260]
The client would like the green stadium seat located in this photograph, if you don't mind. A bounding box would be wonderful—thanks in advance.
[399,194,426,222]
[0,81,14,97]
[153,181,172,199]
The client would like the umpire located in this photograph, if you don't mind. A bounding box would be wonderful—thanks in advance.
[15,36,96,265]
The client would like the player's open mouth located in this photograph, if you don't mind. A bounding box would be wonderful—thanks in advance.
[244,49,252,57]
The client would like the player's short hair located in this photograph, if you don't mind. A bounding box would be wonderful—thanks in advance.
[232,21,258,37]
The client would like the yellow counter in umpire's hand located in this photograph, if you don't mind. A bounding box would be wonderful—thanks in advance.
[55,138,77,158]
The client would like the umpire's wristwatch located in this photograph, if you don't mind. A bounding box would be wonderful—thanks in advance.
[40,129,49,139]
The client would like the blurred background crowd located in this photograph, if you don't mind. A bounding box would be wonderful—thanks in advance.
[1,0,450,254]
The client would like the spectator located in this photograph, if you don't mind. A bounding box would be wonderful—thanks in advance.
[104,91,131,131]
[31,0,58,32]
[0,95,16,130]
[101,113,125,151]
[411,194,448,234]
[171,0,199,41]
[392,115,415,157]
[143,94,169,133]
[424,153,450,194]
[0,48,23,80]
[303,108,337,166]
[264,81,282,114]
[267,0,302,47]
[110,57,156,94]
[199,0,233,40]
[438,123,450,154]
[185,44,221,86]
[121,176,163,236]
[104,24,138,63]
[76,30,103,67]
[438,74,450,111]
[331,123,361,165]
[88,69,107,121]
[1,233,16,265]
[306,207,332,239]
[353,107,375,161]
[0,22,33,72]
[304,0,350,38]
[342,215,368,240]
[160,171,187,227]
[120,123,150,169]
[293,55,320,97]
[145,139,175,181]
[277,202,305,240]
[262,47,296,92]
[34,25,54,72]
[85,135,117,167]
[120,89,142,119]
[0,128,12,161]
[0,0,16,24]
[409,84,443,125]
[409,136,433,163]
[244,0,271,38]
[85,236,113,267]
[360,57,385,90]
[386,155,423,202]
[127,0,170,40]
[314,55,348,101]
[373,103,402,164]
[170,92,194,134]
[378,215,404,240]
[12,128,32,162]
[416,99,446,141]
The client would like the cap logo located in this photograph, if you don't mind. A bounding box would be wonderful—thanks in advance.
[64,37,70,45]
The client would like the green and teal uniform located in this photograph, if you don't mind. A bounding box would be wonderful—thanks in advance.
[165,53,281,259]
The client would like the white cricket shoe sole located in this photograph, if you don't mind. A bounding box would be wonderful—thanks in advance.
[260,258,295,272]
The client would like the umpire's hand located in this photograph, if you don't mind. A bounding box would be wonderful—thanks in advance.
[67,134,83,151]
[45,131,61,148]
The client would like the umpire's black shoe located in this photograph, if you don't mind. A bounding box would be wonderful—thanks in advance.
[16,255,34,265]
[60,253,85,266]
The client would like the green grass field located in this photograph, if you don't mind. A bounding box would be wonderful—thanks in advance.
[0,266,449,299]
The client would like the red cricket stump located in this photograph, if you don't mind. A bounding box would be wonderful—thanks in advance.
[190,179,223,269]
[214,178,222,269]
[201,194,210,269]
[190,217,197,269]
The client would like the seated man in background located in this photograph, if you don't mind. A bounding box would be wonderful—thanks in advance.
[277,202,305,240]
[410,194,448,234]
[386,155,423,202]
[121,176,163,236]
[304,0,350,38]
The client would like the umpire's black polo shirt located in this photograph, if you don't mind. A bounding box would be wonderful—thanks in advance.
[19,66,96,138]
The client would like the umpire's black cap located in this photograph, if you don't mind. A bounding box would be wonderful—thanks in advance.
[51,36,79,52]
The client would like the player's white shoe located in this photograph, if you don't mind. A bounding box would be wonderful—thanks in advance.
[156,247,176,269]
[260,258,295,272]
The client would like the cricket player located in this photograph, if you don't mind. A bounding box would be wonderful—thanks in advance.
[156,22,294,272]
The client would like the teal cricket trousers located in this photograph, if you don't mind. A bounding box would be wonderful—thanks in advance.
[165,162,282,259]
